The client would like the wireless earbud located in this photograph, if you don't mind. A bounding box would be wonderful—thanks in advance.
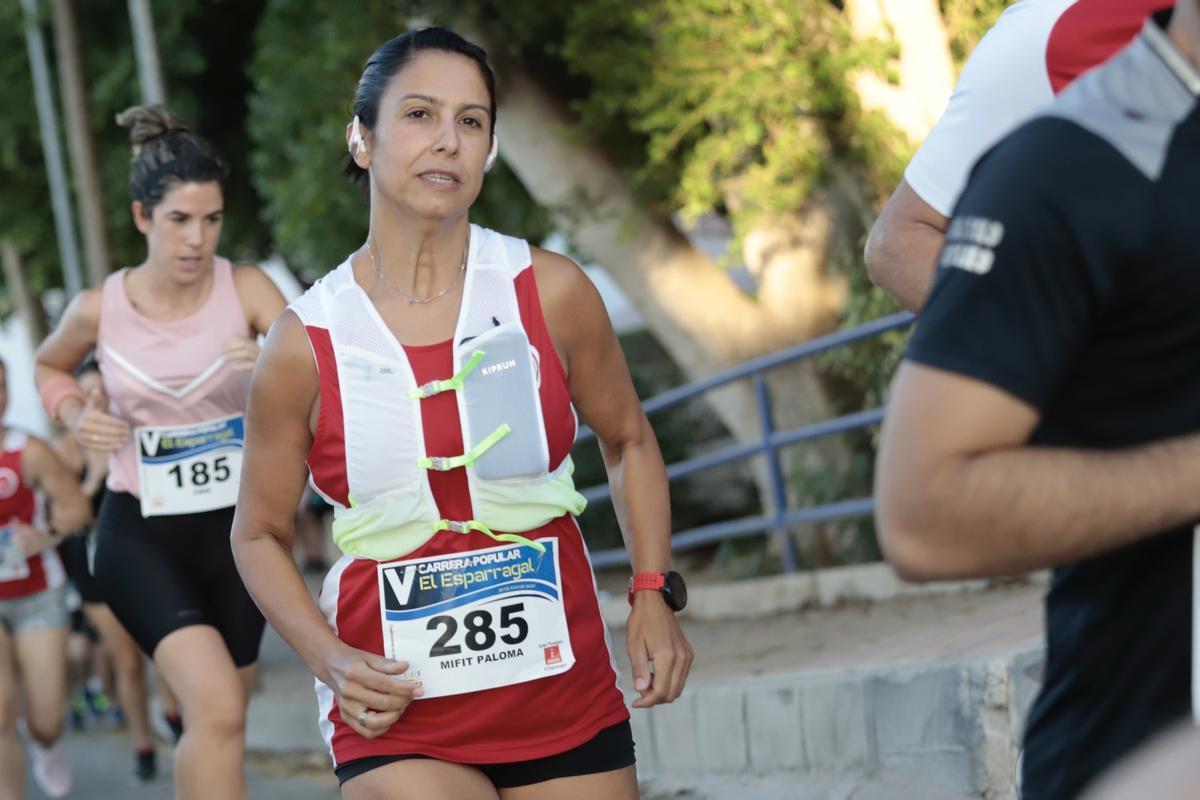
[349,115,367,158]
[485,135,499,172]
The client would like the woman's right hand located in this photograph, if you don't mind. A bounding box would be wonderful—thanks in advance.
[67,388,130,455]
[322,644,424,739]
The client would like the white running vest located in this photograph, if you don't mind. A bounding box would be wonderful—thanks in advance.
[289,225,586,562]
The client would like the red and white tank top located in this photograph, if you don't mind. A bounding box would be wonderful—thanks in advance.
[308,236,629,765]
[96,257,252,498]
[905,0,1172,217]
[0,430,65,600]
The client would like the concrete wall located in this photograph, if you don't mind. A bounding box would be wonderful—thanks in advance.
[635,646,1044,800]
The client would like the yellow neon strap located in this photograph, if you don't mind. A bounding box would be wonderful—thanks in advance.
[417,424,511,471]
[434,519,546,553]
[409,351,486,399]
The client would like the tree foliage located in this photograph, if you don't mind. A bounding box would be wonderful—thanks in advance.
[0,0,1014,566]
[1,0,1008,292]
[941,0,1011,66]
[0,0,270,296]
[247,0,552,277]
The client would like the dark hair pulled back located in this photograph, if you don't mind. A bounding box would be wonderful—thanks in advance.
[346,27,497,185]
[116,104,228,216]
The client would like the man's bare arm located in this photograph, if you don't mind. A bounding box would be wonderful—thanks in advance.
[876,362,1200,581]
[864,180,950,313]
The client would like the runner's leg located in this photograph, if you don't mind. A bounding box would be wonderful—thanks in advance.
[15,619,71,798]
[155,668,183,740]
[14,626,68,749]
[84,603,152,750]
[0,623,23,800]
[154,625,250,800]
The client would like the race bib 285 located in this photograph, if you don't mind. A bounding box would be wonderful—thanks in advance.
[377,538,575,699]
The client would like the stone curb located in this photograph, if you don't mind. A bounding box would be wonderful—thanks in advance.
[603,562,1047,627]
[631,639,1044,799]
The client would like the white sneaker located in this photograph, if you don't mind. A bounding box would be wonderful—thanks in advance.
[28,740,72,798]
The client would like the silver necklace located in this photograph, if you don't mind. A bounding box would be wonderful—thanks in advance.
[367,235,467,304]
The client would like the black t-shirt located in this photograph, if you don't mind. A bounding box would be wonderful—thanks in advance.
[907,15,1198,800]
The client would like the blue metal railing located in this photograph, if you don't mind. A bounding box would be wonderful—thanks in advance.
[575,311,916,571]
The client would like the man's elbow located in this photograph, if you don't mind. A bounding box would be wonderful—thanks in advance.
[877,507,937,583]
[876,495,973,583]
[863,218,894,290]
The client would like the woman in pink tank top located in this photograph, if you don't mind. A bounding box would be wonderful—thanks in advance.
[34,105,286,800]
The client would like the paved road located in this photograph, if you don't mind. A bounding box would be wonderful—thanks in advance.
[24,724,338,799]
[22,580,338,799]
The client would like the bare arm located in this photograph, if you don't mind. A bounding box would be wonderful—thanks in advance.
[875,362,1200,582]
[232,264,288,337]
[22,436,91,536]
[534,248,692,707]
[230,312,329,666]
[52,434,83,476]
[863,180,949,313]
[534,249,671,573]
[231,311,418,738]
[225,266,290,372]
[35,289,130,452]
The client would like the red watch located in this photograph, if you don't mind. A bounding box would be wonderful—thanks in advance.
[627,571,687,612]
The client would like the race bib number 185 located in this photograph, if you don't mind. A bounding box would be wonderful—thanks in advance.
[137,414,244,517]
[378,538,575,699]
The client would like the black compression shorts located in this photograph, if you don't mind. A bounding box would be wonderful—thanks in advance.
[92,490,265,667]
[334,720,636,788]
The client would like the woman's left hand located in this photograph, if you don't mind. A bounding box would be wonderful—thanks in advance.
[626,592,693,708]
[223,336,262,372]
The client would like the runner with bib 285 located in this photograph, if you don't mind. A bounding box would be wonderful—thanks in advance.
[231,27,693,800]
[34,105,286,800]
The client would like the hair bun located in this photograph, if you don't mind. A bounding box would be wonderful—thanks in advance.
[115,104,192,153]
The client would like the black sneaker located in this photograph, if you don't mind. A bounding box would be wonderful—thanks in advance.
[164,713,183,744]
[133,749,157,784]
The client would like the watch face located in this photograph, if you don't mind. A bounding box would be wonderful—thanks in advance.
[665,571,687,611]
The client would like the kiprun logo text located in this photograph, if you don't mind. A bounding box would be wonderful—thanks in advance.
[482,359,517,377]
[940,216,1005,275]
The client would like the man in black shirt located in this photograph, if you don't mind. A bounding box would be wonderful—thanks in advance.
[875,6,1200,800]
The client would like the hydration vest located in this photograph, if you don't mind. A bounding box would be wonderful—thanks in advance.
[289,225,587,562]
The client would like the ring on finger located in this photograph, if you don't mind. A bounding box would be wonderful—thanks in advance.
[357,708,368,726]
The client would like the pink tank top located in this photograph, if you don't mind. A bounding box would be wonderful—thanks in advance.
[97,257,252,497]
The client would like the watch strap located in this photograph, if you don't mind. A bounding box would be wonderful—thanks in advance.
[630,572,667,594]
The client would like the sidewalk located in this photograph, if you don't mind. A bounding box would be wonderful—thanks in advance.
[25,718,336,800]
[24,619,338,799]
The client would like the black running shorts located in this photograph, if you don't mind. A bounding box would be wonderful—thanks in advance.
[92,490,265,666]
[335,720,636,788]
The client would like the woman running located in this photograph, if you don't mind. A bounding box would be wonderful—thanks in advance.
[0,357,91,800]
[53,358,159,782]
[232,27,693,799]
[34,104,286,800]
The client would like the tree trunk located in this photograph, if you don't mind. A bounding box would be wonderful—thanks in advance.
[1,241,48,345]
[497,70,853,565]
[844,0,956,145]
[53,0,111,287]
[497,70,851,428]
